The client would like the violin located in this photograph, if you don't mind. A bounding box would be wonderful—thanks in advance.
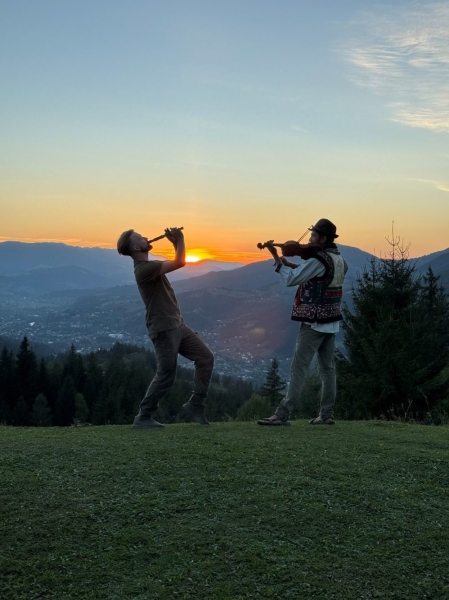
[257,238,322,260]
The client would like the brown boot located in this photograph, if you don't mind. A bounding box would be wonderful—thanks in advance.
[180,402,210,425]
[257,414,290,426]
[309,416,335,425]
[133,414,164,428]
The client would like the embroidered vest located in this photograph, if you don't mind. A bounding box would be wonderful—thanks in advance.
[291,248,347,324]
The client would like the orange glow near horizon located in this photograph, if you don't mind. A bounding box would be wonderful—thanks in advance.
[1,234,448,263]
[157,245,267,264]
[0,237,268,263]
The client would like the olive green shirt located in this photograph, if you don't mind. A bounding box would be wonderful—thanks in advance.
[133,260,183,336]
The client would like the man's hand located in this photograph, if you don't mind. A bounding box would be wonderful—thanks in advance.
[164,227,184,247]
[264,241,279,260]
[264,240,283,272]
[158,227,186,275]
[281,256,298,268]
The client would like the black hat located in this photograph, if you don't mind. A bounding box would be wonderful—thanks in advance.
[309,219,338,239]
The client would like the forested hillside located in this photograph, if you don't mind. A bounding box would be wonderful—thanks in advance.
[0,339,257,426]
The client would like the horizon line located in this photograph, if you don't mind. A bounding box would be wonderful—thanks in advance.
[1,237,448,262]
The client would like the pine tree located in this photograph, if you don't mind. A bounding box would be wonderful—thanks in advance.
[55,376,77,426]
[204,383,234,422]
[16,337,38,420]
[62,345,86,392]
[339,237,449,420]
[236,393,272,421]
[219,376,254,417]
[0,347,16,423]
[74,393,89,424]
[38,359,56,415]
[260,358,287,407]
[83,353,104,419]
[13,395,28,426]
[92,357,126,424]
[32,393,52,426]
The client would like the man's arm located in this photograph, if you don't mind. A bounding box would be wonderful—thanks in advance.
[277,259,325,286]
[159,227,186,275]
[264,242,325,286]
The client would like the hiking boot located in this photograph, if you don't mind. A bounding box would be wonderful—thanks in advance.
[257,414,291,426]
[309,416,335,425]
[180,402,210,425]
[132,414,164,428]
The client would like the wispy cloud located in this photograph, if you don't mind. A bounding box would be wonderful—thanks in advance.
[291,125,309,133]
[412,178,449,192]
[340,2,449,132]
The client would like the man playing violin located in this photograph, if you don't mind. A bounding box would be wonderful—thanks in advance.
[117,227,214,428]
[257,219,347,426]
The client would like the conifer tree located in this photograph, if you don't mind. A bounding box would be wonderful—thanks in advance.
[260,358,287,407]
[339,236,449,420]
[55,376,77,426]
[32,393,52,426]
[205,383,234,421]
[0,347,16,423]
[74,393,89,424]
[13,395,28,426]
[62,345,86,392]
[83,352,104,419]
[16,337,38,417]
[38,358,55,415]
[219,375,254,416]
[236,393,272,421]
[92,357,125,424]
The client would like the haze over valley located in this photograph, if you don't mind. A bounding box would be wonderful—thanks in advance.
[1,241,448,382]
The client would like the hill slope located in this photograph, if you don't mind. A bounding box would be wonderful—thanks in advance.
[1,244,448,365]
[0,242,243,295]
[2,422,448,600]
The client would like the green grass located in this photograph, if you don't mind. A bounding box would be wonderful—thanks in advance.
[1,421,448,600]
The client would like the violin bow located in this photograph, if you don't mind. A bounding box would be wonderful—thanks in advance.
[297,227,313,243]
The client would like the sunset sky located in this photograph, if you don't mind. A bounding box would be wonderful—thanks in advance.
[1,1,448,262]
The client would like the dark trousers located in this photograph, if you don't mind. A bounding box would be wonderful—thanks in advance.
[275,324,337,420]
[139,324,214,416]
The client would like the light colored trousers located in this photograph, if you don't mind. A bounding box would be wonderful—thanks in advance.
[139,324,214,416]
[275,323,337,420]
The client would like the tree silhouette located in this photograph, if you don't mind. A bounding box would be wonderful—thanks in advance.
[0,347,16,423]
[16,337,38,421]
[55,376,77,426]
[260,358,286,407]
[339,236,449,420]
[32,393,52,426]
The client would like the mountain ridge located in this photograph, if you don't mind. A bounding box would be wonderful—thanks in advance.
[1,241,448,298]
[1,243,448,378]
[0,241,243,295]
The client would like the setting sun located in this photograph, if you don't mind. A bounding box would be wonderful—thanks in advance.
[185,255,201,263]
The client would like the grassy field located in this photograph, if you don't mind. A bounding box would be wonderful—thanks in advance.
[1,421,448,600]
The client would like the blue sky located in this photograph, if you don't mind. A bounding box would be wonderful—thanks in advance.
[1,0,448,260]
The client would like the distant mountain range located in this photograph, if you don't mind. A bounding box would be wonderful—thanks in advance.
[1,242,447,370]
[414,249,449,288]
[1,241,447,299]
[0,242,242,297]
[0,238,446,379]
